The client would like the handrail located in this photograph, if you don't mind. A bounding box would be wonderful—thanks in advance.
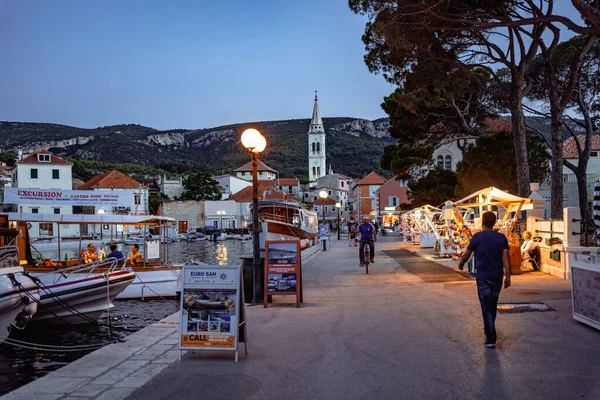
[35,257,120,283]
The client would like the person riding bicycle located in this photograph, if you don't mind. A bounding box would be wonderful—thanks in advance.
[358,216,377,267]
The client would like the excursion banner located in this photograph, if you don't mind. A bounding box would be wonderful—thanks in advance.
[3,187,134,207]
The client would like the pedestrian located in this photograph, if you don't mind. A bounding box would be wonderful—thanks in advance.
[458,211,511,348]
[348,219,356,247]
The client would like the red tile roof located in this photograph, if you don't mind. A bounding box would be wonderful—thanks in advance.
[78,170,144,190]
[357,171,386,186]
[229,186,267,202]
[483,117,513,133]
[234,159,277,173]
[563,135,600,159]
[275,178,299,186]
[19,150,69,165]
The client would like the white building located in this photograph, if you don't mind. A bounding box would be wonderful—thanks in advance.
[204,200,242,230]
[308,91,326,184]
[233,159,277,181]
[78,170,149,236]
[213,174,252,200]
[10,150,77,238]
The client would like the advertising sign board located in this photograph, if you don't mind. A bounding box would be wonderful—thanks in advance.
[264,240,302,308]
[3,187,133,207]
[571,262,600,331]
[179,264,247,361]
[319,224,329,239]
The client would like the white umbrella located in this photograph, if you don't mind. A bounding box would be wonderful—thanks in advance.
[594,180,600,228]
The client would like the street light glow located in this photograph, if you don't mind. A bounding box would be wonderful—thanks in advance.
[97,209,105,215]
[319,190,328,199]
[241,128,266,153]
[335,202,341,208]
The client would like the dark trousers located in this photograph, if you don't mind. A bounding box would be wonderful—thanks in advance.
[476,278,503,343]
[359,240,374,262]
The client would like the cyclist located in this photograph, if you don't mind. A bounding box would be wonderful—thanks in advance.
[357,216,377,267]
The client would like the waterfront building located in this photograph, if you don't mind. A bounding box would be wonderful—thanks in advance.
[375,176,409,227]
[234,160,277,181]
[350,171,387,221]
[204,200,242,230]
[160,200,206,234]
[213,174,252,200]
[157,175,184,199]
[9,150,76,238]
[78,170,149,236]
[308,91,326,184]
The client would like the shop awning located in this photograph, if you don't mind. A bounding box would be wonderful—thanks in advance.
[442,186,533,215]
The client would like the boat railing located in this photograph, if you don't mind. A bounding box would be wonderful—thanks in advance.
[260,213,297,225]
[35,257,123,283]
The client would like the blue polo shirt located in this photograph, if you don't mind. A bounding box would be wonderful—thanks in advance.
[467,230,508,280]
[357,223,375,240]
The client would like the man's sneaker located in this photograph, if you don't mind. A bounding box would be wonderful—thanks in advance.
[359,263,365,268]
[370,259,375,264]
[484,341,496,348]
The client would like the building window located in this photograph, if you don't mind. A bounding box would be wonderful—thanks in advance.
[314,196,317,201]
[437,155,444,169]
[325,206,328,212]
[31,208,39,214]
[389,196,398,207]
[313,167,316,176]
[316,143,320,153]
[241,172,246,176]
[259,171,263,176]
[37,154,50,163]
[328,190,332,195]
[134,194,141,205]
[53,208,60,214]
[592,151,598,157]
[213,220,218,227]
[304,193,308,198]
[312,143,316,153]
[445,155,452,170]
[317,167,321,176]
[341,181,344,188]
[52,169,60,179]
[39,223,53,236]
[288,185,293,192]
[31,168,38,179]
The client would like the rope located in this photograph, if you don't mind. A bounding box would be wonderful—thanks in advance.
[134,272,180,306]
[1,337,105,352]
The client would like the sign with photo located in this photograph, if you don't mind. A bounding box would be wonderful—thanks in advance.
[571,262,600,331]
[264,240,302,308]
[179,265,241,353]
[319,224,329,239]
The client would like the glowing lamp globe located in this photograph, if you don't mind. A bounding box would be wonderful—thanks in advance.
[241,129,266,153]
[335,202,341,208]
[319,191,328,199]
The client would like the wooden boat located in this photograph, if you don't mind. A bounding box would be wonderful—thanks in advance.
[252,201,319,249]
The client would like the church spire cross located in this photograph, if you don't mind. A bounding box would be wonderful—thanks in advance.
[315,89,318,101]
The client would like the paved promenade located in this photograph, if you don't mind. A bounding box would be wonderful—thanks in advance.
[4,236,600,399]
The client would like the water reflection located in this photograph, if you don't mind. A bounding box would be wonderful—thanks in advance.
[0,239,250,396]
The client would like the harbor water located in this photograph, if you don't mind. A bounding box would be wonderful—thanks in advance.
[0,240,251,396]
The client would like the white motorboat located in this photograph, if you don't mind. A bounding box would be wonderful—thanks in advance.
[253,201,319,249]
[26,258,135,324]
[0,242,40,341]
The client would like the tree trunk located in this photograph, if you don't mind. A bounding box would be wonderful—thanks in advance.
[548,98,564,220]
[510,93,531,197]
[575,168,593,239]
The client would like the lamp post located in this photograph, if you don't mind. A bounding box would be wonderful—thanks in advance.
[335,202,341,240]
[97,209,105,240]
[241,128,267,304]
[319,191,328,225]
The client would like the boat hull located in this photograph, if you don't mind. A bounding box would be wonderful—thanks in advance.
[117,268,181,299]
[259,222,314,249]
[32,270,135,324]
[0,269,40,341]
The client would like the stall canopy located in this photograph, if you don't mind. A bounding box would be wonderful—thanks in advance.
[442,186,532,218]
[1,213,174,226]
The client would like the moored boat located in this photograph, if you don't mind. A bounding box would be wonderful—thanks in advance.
[253,201,319,249]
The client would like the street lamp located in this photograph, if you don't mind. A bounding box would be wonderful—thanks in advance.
[335,202,341,240]
[241,128,267,304]
[319,191,328,225]
[97,209,105,240]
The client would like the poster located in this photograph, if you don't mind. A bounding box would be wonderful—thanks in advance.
[179,265,240,350]
[264,240,302,308]
[571,264,600,330]
[319,224,329,239]
[3,187,134,207]
[146,240,160,260]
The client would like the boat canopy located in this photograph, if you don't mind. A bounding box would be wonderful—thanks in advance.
[1,213,174,226]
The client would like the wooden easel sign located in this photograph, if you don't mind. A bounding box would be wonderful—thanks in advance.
[264,240,302,308]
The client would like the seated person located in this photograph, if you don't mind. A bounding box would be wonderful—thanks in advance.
[128,244,143,265]
[81,243,99,264]
[521,231,540,270]
[107,243,125,265]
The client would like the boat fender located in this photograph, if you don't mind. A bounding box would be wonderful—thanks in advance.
[12,297,38,330]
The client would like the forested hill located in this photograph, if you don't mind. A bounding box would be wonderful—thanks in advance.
[0,118,394,179]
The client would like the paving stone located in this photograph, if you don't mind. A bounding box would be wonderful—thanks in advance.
[1,394,63,400]
[113,375,154,388]
[116,359,151,370]
[129,362,169,378]
[151,350,181,364]
[13,377,91,394]
[158,338,178,345]
[137,344,173,356]
[67,384,111,397]
[94,387,136,400]
[90,368,133,385]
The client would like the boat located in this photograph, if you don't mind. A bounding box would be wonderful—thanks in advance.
[252,201,319,249]
[2,213,181,301]
[25,258,135,324]
[0,235,40,340]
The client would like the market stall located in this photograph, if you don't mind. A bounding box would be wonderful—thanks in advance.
[402,205,445,248]
[441,187,533,273]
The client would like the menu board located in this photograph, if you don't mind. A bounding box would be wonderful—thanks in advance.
[264,240,302,308]
[179,265,241,352]
[571,263,600,331]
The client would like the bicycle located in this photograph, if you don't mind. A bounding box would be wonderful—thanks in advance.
[361,239,374,274]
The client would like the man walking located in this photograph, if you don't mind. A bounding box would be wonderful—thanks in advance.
[458,211,511,348]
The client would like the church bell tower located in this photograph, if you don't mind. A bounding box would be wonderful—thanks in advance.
[308,91,326,183]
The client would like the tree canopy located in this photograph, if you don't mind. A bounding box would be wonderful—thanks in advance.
[408,168,459,208]
[179,173,222,201]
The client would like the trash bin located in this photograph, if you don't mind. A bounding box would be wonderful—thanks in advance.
[240,256,264,303]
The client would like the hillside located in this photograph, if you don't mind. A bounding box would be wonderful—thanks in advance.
[0,118,394,179]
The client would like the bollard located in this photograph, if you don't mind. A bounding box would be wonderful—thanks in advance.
[322,239,327,251]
